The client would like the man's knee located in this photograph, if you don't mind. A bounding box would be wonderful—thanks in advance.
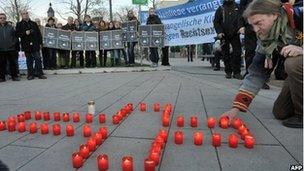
[272,102,288,120]
[284,57,302,76]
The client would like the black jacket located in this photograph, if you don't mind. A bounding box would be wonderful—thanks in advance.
[62,23,77,31]
[213,2,243,38]
[16,19,42,52]
[146,15,162,25]
[0,22,18,52]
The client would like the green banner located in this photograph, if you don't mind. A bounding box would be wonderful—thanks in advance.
[132,0,148,5]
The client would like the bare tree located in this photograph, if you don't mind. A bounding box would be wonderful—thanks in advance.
[0,0,31,23]
[114,6,137,22]
[59,0,106,21]
[149,0,161,9]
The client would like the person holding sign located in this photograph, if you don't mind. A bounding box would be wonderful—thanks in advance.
[81,15,97,68]
[98,20,109,67]
[16,10,46,80]
[146,7,162,67]
[62,17,77,69]
[71,19,84,68]
[127,10,139,66]
[45,17,57,70]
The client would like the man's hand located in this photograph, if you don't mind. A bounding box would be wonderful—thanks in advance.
[280,45,303,58]
[221,108,239,123]
[218,33,225,39]
[26,30,31,35]
[239,27,245,35]
[264,58,273,69]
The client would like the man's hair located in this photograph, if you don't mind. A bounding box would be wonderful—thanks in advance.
[243,0,282,19]
[0,13,6,17]
[48,17,55,22]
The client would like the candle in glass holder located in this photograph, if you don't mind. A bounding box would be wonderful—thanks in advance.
[153,103,160,112]
[94,132,103,146]
[99,114,106,124]
[174,131,184,144]
[17,114,25,122]
[212,133,221,147]
[86,113,93,123]
[0,121,6,131]
[140,102,147,112]
[149,152,160,166]
[158,129,168,142]
[7,116,16,123]
[7,121,16,132]
[162,116,170,127]
[35,111,42,120]
[40,123,49,134]
[150,143,162,154]
[112,115,120,125]
[190,116,198,127]
[228,134,238,148]
[79,144,90,159]
[127,103,133,111]
[97,154,109,171]
[87,137,97,152]
[53,112,61,121]
[244,135,255,149]
[43,112,50,121]
[238,124,247,135]
[219,117,229,129]
[207,117,216,128]
[52,124,61,135]
[72,152,83,169]
[83,125,92,137]
[232,118,243,129]
[144,158,155,171]
[72,113,80,122]
[66,124,74,137]
[155,136,165,149]
[24,111,31,120]
[99,127,108,139]
[240,129,251,140]
[176,116,184,127]
[193,132,203,146]
[29,122,37,134]
[63,113,70,122]
[122,156,133,171]
[17,122,26,133]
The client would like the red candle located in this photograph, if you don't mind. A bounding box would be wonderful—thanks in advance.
[155,136,165,149]
[158,129,168,142]
[86,113,93,123]
[112,115,120,125]
[219,117,229,129]
[35,111,42,120]
[190,116,198,127]
[17,114,25,122]
[212,133,221,147]
[29,122,37,134]
[7,116,16,124]
[162,116,170,127]
[174,131,184,144]
[176,116,184,127]
[17,122,26,133]
[63,113,70,122]
[144,158,155,171]
[149,152,160,166]
[244,135,255,149]
[72,152,83,169]
[99,114,106,124]
[87,137,97,152]
[127,103,133,111]
[7,121,16,132]
[72,113,80,122]
[238,124,247,135]
[66,124,74,137]
[232,118,243,129]
[150,143,162,154]
[228,134,238,148]
[24,111,31,120]
[240,129,251,140]
[193,132,203,146]
[94,132,103,146]
[43,112,50,121]
[52,124,61,136]
[53,112,61,121]
[40,123,49,134]
[153,103,160,112]
[140,102,147,112]
[207,117,216,128]
[122,156,133,171]
[0,121,6,131]
[99,127,108,139]
[83,125,92,137]
[97,154,109,171]
[79,144,90,159]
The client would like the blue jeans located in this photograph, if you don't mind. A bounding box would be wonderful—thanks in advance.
[25,51,43,77]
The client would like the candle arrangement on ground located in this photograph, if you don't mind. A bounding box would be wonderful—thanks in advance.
[162,103,172,127]
[112,103,133,125]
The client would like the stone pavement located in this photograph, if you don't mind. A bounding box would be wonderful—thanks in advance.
[0,58,302,171]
